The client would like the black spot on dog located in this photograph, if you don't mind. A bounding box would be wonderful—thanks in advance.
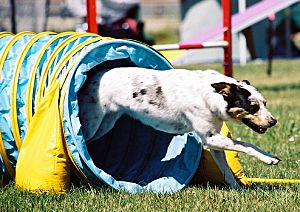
[140,89,147,95]
[148,99,156,106]
[132,91,144,103]
[132,92,138,98]
[206,131,214,137]
[156,86,162,95]
[131,75,166,108]
[145,85,165,108]
[149,99,164,109]
[242,80,251,85]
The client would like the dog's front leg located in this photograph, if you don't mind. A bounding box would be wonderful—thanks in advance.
[204,133,281,165]
[209,149,241,189]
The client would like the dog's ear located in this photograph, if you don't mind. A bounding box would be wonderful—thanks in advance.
[211,82,237,97]
[227,107,247,119]
[240,80,251,85]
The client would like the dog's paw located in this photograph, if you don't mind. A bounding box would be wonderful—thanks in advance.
[264,156,281,165]
[272,156,282,165]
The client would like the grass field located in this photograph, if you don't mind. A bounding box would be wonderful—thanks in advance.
[1,60,300,211]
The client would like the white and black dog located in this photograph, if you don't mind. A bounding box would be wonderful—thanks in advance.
[78,66,280,189]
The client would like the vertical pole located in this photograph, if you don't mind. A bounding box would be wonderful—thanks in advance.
[238,0,247,66]
[10,0,17,34]
[86,0,98,34]
[43,0,50,31]
[222,0,233,77]
[267,14,275,76]
[284,8,291,58]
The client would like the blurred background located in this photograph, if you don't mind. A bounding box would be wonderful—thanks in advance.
[1,0,300,65]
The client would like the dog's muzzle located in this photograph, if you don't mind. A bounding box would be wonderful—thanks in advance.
[268,117,277,127]
[242,117,277,134]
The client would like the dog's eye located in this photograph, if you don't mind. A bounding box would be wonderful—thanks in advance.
[235,100,242,107]
[249,104,259,114]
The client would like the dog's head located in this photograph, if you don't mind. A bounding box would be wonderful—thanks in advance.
[212,80,277,134]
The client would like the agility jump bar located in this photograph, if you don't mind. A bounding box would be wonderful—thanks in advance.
[152,41,228,51]
[85,0,233,77]
[248,178,300,184]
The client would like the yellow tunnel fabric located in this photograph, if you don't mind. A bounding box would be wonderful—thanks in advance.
[15,81,70,193]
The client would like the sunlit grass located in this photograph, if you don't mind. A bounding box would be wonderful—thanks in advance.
[1,60,300,211]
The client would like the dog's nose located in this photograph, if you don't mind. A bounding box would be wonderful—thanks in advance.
[269,118,277,127]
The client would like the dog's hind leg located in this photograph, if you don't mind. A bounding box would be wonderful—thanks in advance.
[209,149,241,189]
[88,112,123,143]
[204,133,281,165]
[79,108,104,142]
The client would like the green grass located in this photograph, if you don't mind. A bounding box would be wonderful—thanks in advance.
[1,60,300,211]
[2,184,300,211]
[148,29,179,44]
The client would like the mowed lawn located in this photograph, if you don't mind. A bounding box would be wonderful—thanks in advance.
[1,60,300,211]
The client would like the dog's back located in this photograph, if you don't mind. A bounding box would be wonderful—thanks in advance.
[99,68,230,108]
[79,68,231,140]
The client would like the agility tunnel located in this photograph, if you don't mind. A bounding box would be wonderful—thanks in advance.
[3,31,292,194]
[0,31,207,193]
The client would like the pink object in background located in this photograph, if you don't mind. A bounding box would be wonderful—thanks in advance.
[268,13,276,21]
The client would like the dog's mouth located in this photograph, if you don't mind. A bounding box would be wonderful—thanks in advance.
[242,118,268,134]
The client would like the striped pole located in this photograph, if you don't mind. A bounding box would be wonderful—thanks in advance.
[223,0,233,77]
[153,41,228,51]
[154,0,233,76]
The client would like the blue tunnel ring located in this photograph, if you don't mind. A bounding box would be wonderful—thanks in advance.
[0,32,202,193]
